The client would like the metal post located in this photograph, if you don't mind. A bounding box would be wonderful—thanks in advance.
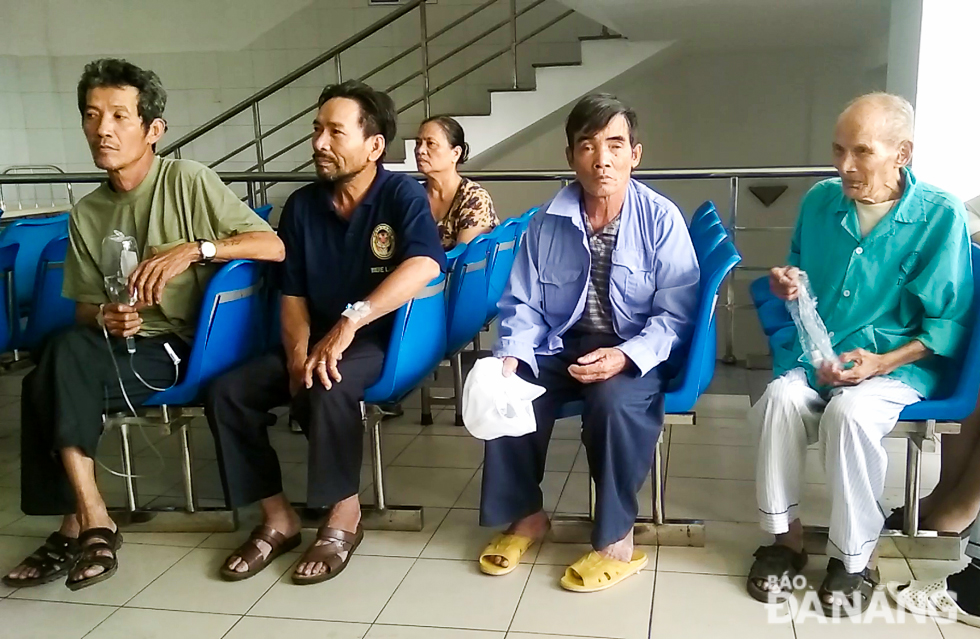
[173,148,182,160]
[905,436,923,536]
[251,103,267,207]
[451,353,465,427]
[335,54,343,83]
[652,437,664,525]
[246,182,256,209]
[179,424,197,514]
[588,478,596,521]
[723,176,738,364]
[509,0,518,89]
[369,408,387,511]
[119,423,138,512]
[419,1,431,118]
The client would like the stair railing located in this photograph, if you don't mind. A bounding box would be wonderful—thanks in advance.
[159,0,585,205]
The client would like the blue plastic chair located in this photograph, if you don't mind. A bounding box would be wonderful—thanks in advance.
[485,220,521,324]
[20,235,74,350]
[420,235,496,426]
[749,244,980,543]
[104,259,267,517]
[252,204,273,222]
[550,207,740,541]
[690,200,717,231]
[0,244,18,354]
[0,213,70,313]
[147,260,266,406]
[361,273,447,523]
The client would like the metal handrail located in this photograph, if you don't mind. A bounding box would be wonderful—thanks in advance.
[158,0,425,157]
[0,165,837,363]
[0,167,837,185]
[160,0,587,208]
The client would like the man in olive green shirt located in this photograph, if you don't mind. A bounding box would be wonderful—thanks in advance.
[4,58,284,592]
[746,93,973,616]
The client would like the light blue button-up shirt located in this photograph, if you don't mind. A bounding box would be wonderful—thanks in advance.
[493,179,701,376]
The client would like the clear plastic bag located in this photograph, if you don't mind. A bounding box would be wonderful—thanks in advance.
[787,271,838,368]
[102,230,139,305]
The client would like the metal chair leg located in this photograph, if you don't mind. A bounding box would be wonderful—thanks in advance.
[451,353,464,427]
[905,435,923,536]
[420,384,433,426]
[179,424,197,514]
[119,422,139,512]
[653,436,664,526]
[358,402,423,531]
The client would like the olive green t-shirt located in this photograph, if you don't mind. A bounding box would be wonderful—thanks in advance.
[63,156,272,338]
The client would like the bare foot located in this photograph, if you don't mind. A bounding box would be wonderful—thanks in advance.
[73,511,120,581]
[922,493,980,534]
[486,510,550,569]
[596,529,634,563]
[226,510,302,574]
[5,515,79,583]
[295,496,360,578]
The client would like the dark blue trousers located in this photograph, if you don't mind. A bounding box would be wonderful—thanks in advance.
[480,332,665,550]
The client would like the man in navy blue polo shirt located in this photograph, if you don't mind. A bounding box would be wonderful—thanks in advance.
[206,81,445,585]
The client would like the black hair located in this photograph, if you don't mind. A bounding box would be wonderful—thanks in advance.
[421,115,470,165]
[317,80,397,161]
[564,93,638,148]
[77,58,167,130]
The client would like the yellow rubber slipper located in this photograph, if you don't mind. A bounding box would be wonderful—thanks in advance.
[479,533,536,576]
[560,550,648,593]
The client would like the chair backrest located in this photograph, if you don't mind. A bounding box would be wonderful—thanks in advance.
[664,208,742,412]
[485,220,521,323]
[145,260,266,406]
[900,244,980,421]
[0,244,18,353]
[446,234,495,355]
[21,234,74,350]
[252,204,273,222]
[749,275,793,337]
[690,201,717,230]
[0,213,70,311]
[691,217,728,255]
[364,273,448,404]
[515,207,538,248]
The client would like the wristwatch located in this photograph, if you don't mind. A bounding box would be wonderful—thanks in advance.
[197,240,217,262]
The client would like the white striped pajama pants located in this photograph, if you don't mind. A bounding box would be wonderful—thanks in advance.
[753,368,921,573]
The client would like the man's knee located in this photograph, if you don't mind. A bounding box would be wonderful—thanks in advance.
[822,391,877,441]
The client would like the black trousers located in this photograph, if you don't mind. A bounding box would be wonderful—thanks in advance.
[480,331,665,550]
[21,325,189,516]
[206,338,385,510]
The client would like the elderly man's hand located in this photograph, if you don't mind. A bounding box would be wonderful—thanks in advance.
[568,348,629,384]
[500,356,519,377]
[818,348,883,386]
[128,242,200,306]
[770,266,801,301]
[303,317,357,390]
[103,303,142,338]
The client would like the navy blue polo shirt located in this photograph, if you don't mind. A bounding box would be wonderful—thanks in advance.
[278,166,446,343]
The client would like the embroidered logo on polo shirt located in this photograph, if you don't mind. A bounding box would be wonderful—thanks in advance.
[371,224,395,260]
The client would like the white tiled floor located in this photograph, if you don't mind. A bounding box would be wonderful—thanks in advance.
[0,365,974,638]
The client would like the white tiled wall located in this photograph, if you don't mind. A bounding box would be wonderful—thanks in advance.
[0,0,595,208]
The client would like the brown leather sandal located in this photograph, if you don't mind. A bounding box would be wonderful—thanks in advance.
[3,532,81,588]
[292,524,363,586]
[220,525,302,582]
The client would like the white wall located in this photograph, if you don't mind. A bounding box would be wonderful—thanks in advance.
[0,0,594,207]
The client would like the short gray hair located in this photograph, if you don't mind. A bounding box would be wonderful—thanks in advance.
[843,92,915,145]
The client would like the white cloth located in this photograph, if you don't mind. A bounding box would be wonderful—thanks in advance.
[753,368,921,572]
[855,199,897,237]
[461,357,546,441]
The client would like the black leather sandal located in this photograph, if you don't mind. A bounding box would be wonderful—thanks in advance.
[819,558,879,617]
[66,527,123,591]
[746,544,808,603]
[2,532,80,588]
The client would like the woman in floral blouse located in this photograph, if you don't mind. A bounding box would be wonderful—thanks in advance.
[414,116,499,248]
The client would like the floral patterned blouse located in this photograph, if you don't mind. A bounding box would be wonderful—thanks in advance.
[436,178,499,249]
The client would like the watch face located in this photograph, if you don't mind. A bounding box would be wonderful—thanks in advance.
[202,241,217,259]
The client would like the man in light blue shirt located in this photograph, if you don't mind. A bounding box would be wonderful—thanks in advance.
[477,94,700,593]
